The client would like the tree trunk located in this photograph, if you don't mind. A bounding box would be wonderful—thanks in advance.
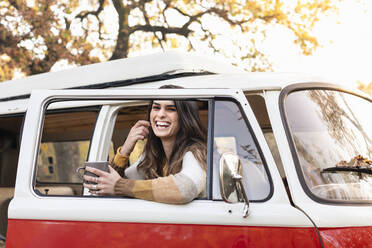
[110,1,130,60]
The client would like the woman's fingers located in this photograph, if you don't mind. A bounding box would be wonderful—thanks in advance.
[134,120,150,128]
[121,120,150,154]
[83,174,97,183]
[133,123,149,137]
[133,121,150,137]
[139,126,149,137]
[83,182,102,190]
[84,166,121,196]
[84,180,107,196]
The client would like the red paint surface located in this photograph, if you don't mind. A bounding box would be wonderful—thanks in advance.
[6,219,321,248]
[319,226,372,248]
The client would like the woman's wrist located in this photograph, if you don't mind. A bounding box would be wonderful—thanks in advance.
[119,145,130,157]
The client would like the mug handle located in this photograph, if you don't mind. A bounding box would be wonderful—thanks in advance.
[76,167,85,181]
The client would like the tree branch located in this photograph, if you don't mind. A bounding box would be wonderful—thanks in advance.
[130,25,192,37]
[137,0,165,50]
[76,0,106,20]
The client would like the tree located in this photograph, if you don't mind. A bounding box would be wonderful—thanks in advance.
[0,0,338,82]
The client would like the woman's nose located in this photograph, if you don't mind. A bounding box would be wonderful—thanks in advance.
[158,108,166,117]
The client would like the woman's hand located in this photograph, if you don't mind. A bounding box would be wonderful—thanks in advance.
[120,120,150,156]
[83,165,121,195]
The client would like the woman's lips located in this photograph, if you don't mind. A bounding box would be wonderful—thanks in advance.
[155,121,170,129]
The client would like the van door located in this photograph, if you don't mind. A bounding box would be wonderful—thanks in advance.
[266,84,372,248]
[7,88,321,248]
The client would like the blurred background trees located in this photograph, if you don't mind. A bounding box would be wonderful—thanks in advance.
[0,0,338,82]
[357,82,372,96]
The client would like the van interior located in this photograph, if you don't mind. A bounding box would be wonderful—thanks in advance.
[0,115,22,240]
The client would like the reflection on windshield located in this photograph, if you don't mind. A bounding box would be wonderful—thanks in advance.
[285,89,372,202]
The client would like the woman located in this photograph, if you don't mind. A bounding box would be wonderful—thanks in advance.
[83,85,207,204]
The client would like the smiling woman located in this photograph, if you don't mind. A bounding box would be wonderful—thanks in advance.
[150,100,180,142]
[83,85,208,204]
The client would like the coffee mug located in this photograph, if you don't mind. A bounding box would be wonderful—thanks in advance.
[76,161,109,184]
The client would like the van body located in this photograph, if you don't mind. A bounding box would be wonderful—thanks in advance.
[0,52,371,248]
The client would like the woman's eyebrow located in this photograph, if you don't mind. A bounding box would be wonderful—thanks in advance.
[153,101,176,108]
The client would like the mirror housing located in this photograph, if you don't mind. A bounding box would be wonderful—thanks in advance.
[219,152,250,217]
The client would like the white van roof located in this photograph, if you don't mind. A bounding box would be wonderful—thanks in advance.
[1,51,357,116]
[0,51,243,101]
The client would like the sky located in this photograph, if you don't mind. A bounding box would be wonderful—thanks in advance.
[264,0,372,86]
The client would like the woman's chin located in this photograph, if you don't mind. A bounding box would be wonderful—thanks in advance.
[154,131,175,140]
[154,132,170,138]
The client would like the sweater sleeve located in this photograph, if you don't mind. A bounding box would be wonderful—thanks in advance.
[114,151,206,204]
[112,147,129,168]
[110,147,129,177]
[111,141,145,178]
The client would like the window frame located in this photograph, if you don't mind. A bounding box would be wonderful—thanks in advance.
[28,89,275,203]
[211,97,274,203]
[279,82,372,205]
[105,99,212,200]
[31,106,101,197]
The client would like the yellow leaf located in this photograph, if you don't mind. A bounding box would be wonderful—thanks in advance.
[170,38,179,48]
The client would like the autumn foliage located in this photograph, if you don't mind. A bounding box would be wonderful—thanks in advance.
[0,0,338,82]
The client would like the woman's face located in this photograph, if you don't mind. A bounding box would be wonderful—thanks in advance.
[150,100,180,141]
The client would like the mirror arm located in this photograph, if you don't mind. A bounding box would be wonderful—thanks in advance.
[233,174,250,218]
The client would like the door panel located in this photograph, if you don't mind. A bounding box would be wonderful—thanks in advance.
[10,89,321,247]
[7,219,321,248]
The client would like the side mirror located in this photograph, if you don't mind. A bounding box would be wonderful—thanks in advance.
[219,152,250,217]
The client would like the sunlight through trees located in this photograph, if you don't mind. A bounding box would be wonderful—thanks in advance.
[0,0,338,81]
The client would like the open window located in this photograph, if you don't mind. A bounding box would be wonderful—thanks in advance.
[35,107,100,196]
[32,94,273,204]
[110,100,209,163]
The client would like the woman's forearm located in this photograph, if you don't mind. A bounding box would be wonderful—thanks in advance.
[115,151,206,204]
[114,173,204,204]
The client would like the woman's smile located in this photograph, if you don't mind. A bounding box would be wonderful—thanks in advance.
[155,121,170,129]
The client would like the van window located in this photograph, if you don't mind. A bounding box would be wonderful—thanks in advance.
[284,89,372,203]
[37,140,90,183]
[110,100,209,200]
[35,108,100,196]
[110,103,149,163]
[34,99,209,201]
[110,101,209,164]
[212,100,271,201]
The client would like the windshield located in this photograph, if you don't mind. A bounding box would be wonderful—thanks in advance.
[284,89,372,202]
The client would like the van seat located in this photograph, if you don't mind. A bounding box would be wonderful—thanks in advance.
[35,186,74,196]
[0,188,14,205]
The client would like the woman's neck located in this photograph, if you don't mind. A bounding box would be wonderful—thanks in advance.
[161,138,175,161]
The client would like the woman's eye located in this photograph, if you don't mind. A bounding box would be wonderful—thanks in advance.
[152,106,160,110]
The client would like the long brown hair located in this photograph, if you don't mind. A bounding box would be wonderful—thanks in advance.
[137,85,207,179]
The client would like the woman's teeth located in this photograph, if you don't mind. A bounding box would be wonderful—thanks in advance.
[156,121,170,128]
